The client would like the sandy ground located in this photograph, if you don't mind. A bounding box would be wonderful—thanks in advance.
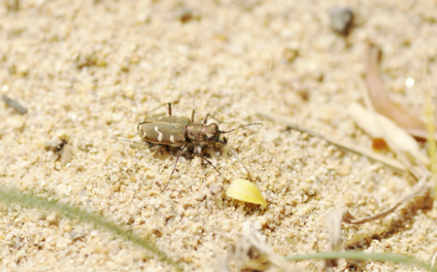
[2,0,437,271]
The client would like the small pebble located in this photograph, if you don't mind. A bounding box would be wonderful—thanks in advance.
[2,94,27,115]
[328,7,354,36]
[60,144,73,165]
[45,139,65,153]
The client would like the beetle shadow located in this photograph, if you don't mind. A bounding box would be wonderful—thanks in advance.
[149,142,225,168]
[241,203,268,215]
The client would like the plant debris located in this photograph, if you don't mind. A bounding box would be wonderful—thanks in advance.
[365,43,430,140]
[256,110,407,173]
[347,102,428,166]
[223,221,299,272]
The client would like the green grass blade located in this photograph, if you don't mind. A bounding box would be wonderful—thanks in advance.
[0,188,182,271]
[285,251,436,271]
[424,80,437,199]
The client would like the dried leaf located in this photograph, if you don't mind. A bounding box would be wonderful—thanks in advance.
[348,103,428,166]
[365,43,429,139]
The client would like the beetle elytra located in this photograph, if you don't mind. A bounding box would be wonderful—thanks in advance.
[137,103,261,191]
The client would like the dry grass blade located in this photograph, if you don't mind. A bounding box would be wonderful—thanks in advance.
[365,43,429,139]
[256,110,406,173]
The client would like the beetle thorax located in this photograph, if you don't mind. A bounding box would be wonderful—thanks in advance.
[186,123,225,144]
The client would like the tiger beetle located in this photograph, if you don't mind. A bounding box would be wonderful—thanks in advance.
[137,103,261,191]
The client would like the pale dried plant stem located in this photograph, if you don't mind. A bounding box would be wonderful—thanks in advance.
[256,110,406,173]
[342,182,429,224]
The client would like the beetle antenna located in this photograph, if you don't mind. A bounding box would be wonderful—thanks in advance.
[222,123,263,134]
[228,146,250,175]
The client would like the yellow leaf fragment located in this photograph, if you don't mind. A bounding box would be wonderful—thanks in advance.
[226,179,267,208]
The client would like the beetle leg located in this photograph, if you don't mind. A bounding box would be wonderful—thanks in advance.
[167,103,172,115]
[203,113,223,124]
[161,143,187,192]
[198,153,223,177]
[143,103,173,118]
[194,144,223,178]
[191,109,195,123]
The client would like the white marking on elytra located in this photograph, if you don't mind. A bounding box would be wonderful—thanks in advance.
[154,126,163,142]
[170,135,175,143]
[142,131,147,138]
[158,116,164,120]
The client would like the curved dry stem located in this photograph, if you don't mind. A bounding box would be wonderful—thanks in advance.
[342,184,428,225]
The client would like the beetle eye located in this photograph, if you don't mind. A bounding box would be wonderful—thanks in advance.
[210,123,218,130]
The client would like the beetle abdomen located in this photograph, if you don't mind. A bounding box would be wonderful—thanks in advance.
[139,122,187,147]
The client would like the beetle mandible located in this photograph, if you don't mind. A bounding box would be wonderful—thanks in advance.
[137,103,261,191]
